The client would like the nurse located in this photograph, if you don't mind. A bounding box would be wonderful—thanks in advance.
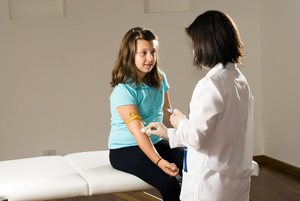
[145,10,254,201]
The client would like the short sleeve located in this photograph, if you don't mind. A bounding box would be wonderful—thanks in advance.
[160,69,170,93]
[110,84,137,108]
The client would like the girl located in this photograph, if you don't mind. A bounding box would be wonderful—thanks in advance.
[146,11,254,201]
[109,27,184,201]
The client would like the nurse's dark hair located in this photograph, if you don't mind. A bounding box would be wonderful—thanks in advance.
[185,10,245,69]
[111,27,162,89]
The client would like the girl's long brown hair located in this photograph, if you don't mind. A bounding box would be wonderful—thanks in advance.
[111,27,162,90]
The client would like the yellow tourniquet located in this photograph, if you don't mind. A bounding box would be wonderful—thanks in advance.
[125,112,146,126]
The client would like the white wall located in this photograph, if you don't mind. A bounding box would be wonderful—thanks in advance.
[1,0,264,161]
[260,0,300,167]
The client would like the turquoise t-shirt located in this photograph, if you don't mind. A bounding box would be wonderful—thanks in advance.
[108,69,170,149]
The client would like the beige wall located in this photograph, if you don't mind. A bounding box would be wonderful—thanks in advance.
[260,0,300,167]
[1,0,296,168]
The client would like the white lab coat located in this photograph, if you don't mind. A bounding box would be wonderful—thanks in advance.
[168,63,254,201]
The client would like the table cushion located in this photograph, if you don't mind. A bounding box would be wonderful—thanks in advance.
[251,160,259,176]
[0,156,89,201]
[64,150,153,195]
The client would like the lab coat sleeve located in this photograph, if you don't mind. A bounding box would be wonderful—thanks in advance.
[168,123,186,148]
[168,77,224,150]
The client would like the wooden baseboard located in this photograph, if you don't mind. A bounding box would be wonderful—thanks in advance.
[253,155,300,178]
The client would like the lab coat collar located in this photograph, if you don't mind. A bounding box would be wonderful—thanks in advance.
[206,62,236,76]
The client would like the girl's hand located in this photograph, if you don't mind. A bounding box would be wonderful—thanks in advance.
[157,159,179,177]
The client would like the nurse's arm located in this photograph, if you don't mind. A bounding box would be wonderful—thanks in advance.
[117,104,179,177]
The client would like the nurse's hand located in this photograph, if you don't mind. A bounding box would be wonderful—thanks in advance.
[170,109,187,129]
[158,159,179,177]
[144,122,168,140]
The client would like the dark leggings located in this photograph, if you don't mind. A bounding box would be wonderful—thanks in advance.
[109,140,184,201]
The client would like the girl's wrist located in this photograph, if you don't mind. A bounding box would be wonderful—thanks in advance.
[156,157,163,166]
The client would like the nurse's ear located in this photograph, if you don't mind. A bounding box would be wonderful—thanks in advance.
[189,38,195,56]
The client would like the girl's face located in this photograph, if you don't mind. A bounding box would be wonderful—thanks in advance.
[135,39,157,81]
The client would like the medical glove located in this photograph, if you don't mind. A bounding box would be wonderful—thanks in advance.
[144,122,169,140]
[170,108,187,129]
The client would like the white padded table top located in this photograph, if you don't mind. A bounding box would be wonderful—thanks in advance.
[0,156,89,201]
[251,160,259,176]
[0,150,259,201]
[64,150,154,195]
